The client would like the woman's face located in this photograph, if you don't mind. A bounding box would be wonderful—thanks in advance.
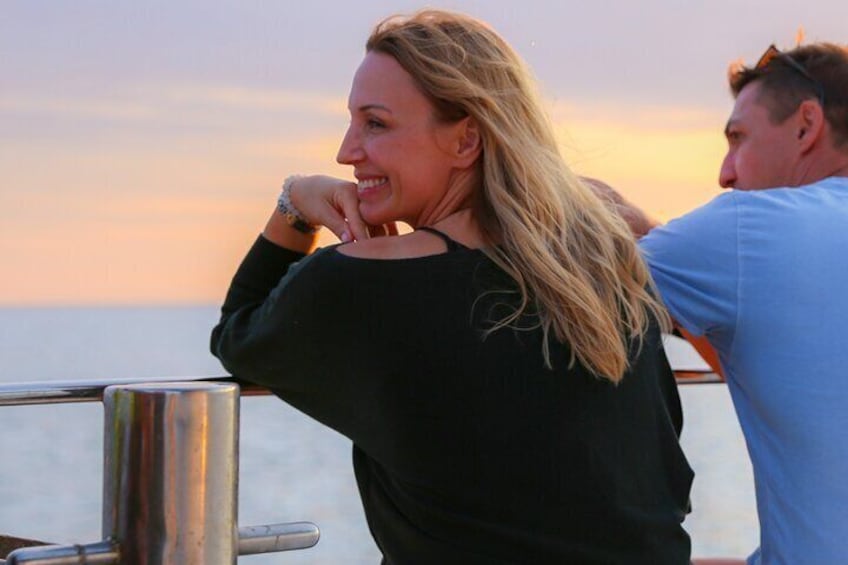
[336,51,471,227]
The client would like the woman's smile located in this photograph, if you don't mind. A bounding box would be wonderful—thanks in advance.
[357,176,389,199]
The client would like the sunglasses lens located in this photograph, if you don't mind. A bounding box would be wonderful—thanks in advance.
[753,44,824,106]
[755,45,780,69]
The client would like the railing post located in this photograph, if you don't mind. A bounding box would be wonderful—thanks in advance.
[102,382,239,565]
[5,379,318,565]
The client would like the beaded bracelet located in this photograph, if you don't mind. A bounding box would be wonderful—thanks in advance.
[277,175,320,234]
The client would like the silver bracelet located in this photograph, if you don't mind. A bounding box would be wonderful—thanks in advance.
[277,175,319,234]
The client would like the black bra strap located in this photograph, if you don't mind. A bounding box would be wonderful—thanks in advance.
[417,226,468,252]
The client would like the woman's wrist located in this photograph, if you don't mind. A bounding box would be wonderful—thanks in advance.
[262,209,320,253]
[264,173,367,245]
[277,175,320,234]
[262,175,322,253]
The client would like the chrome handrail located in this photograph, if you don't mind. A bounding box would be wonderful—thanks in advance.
[0,375,271,407]
[0,369,722,408]
[0,368,722,409]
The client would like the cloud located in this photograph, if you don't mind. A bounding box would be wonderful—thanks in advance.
[154,84,347,116]
[0,96,158,122]
[0,82,346,126]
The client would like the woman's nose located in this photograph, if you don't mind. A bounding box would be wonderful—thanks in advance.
[336,127,364,165]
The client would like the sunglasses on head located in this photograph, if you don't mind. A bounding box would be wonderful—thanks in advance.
[755,44,825,107]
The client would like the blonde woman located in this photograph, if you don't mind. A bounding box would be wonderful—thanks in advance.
[212,9,692,564]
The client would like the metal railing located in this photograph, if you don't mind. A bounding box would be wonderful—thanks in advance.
[0,379,319,564]
[0,365,720,564]
[0,375,268,407]
[0,369,722,409]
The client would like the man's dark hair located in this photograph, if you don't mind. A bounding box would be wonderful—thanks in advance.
[729,43,848,147]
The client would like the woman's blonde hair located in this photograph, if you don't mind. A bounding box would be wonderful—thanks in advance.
[367,10,670,382]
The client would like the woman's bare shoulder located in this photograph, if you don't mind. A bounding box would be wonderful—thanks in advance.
[335,231,448,260]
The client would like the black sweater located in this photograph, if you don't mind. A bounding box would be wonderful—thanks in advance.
[211,235,693,564]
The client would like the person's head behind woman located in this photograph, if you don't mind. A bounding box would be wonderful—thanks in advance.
[362,9,669,382]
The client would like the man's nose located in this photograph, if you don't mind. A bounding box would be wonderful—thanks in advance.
[718,154,736,189]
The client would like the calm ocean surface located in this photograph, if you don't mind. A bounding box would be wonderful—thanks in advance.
[0,306,757,563]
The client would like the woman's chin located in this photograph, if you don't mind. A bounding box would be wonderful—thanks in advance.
[359,207,392,229]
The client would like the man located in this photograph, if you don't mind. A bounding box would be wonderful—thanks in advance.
[637,43,848,564]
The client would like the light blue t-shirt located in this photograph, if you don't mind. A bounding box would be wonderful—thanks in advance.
[640,177,848,565]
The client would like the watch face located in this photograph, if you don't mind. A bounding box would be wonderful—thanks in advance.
[286,212,319,234]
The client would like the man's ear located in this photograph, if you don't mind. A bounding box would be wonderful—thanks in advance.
[797,99,825,154]
[454,117,482,167]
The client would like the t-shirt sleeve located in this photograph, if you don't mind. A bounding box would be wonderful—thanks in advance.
[639,193,740,341]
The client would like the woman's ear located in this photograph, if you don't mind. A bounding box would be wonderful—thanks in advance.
[454,117,482,167]
[797,99,825,154]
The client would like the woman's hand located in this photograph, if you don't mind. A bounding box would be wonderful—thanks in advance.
[291,175,399,242]
[289,175,370,243]
[262,175,398,253]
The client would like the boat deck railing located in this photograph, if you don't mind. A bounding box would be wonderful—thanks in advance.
[0,377,321,564]
[0,368,722,408]
[0,369,720,564]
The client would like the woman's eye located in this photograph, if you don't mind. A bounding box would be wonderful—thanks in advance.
[366,119,385,130]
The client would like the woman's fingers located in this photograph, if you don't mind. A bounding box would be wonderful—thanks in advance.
[333,186,370,242]
[286,176,404,244]
[288,175,360,241]
[287,174,386,243]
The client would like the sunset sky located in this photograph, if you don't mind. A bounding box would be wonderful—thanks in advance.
[2,0,846,305]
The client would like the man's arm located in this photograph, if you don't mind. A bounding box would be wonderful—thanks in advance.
[582,177,660,238]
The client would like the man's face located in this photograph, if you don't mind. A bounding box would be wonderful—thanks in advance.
[719,81,801,190]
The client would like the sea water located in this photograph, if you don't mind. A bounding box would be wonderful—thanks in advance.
[0,306,757,563]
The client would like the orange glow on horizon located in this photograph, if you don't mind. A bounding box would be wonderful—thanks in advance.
[1,106,728,306]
